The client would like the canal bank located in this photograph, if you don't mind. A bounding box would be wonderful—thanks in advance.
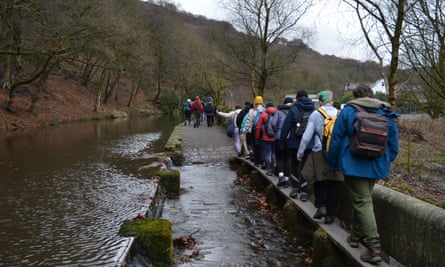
[164,121,445,267]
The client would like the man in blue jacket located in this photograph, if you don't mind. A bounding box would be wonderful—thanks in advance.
[279,90,315,200]
[327,84,399,265]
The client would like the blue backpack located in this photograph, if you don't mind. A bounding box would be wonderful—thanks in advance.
[183,102,191,113]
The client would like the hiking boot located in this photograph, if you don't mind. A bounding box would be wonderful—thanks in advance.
[299,192,308,202]
[313,206,327,219]
[277,176,288,187]
[360,247,382,265]
[347,234,360,248]
[289,188,299,199]
[324,215,334,224]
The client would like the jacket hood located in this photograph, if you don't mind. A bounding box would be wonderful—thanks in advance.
[348,97,398,117]
[266,106,277,114]
[348,97,390,109]
[296,97,315,111]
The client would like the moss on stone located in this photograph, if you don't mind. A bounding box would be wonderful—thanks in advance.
[164,124,183,152]
[152,169,180,195]
[171,151,184,166]
[119,218,173,264]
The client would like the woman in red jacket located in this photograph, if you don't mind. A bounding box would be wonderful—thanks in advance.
[190,96,203,128]
[254,102,277,175]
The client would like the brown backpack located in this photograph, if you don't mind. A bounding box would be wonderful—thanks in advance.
[349,104,389,158]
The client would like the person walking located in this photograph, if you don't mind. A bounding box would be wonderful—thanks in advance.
[254,102,277,175]
[205,97,216,127]
[217,104,242,156]
[297,90,343,224]
[240,96,265,166]
[191,96,203,128]
[327,84,399,265]
[236,102,253,157]
[183,99,192,126]
[279,90,314,200]
[272,97,294,185]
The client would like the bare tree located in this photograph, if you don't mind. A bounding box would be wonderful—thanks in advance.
[0,0,67,111]
[342,0,414,110]
[403,0,445,117]
[223,0,314,97]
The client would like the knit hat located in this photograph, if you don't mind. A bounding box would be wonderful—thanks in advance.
[283,97,294,105]
[187,99,191,102]
[296,90,308,100]
[254,96,263,105]
[266,101,274,107]
[318,90,330,103]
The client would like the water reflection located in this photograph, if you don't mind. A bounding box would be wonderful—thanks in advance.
[0,116,178,266]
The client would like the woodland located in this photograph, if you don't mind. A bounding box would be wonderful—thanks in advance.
[1,0,444,124]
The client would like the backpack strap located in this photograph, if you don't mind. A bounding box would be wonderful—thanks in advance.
[349,103,365,112]
[316,107,330,142]
[317,107,329,119]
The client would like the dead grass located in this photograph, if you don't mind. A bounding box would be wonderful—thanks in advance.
[383,117,445,208]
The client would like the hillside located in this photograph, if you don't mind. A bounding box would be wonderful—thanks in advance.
[0,74,158,130]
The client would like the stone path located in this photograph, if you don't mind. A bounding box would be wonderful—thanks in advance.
[166,122,390,267]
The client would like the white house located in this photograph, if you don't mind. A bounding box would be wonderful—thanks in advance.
[371,79,387,95]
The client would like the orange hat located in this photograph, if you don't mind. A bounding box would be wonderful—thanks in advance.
[254,96,263,105]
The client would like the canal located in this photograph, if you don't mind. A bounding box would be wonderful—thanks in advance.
[1,116,314,266]
[0,116,178,266]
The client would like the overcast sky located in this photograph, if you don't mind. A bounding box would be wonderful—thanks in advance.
[173,0,371,62]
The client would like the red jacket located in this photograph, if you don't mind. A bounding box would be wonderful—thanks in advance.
[191,100,203,114]
[255,106,277,141]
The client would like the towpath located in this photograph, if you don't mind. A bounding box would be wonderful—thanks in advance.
[163,122,388,267]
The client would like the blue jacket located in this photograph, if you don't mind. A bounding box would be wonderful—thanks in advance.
[327,98,399,179]
[279,97,315,149]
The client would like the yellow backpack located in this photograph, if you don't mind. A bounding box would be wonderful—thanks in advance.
[317,108,337,152]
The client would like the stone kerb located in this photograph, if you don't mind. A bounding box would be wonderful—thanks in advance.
[372,185,445,267]
[234,156,445,267]
[336,184,445,267]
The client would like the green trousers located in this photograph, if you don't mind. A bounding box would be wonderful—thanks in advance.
[344,175,380,249]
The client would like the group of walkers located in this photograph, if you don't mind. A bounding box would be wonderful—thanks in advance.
[183,95,216,128]
[219,85,399,265]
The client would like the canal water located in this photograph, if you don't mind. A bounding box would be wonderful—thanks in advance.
[0,116,178,266]
[1,116,314,266]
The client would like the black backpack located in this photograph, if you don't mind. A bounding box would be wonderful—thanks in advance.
[265,113,275,137]
[204,103,214,114]
[236,107,249,129]
[349,104,389,158]
[294,109,312,138]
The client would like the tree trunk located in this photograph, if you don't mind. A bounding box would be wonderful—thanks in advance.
[127,77,141,108]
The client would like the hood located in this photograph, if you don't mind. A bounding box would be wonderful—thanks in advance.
[296,96,315,111]
[348,97,398,117]
[265,106,277,114]
[348,97,390,109]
